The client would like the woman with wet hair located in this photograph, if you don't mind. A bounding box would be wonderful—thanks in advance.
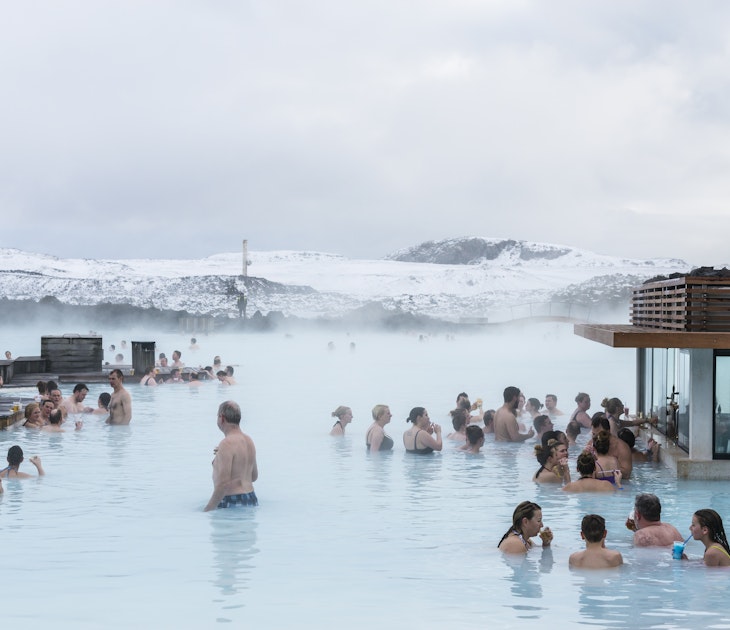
[403,407,442,454]
[498,501,553,553]
[601,397,649,435]
[0,445,44,478]
[140,366,158,387]
[329,405,353,436]
[690,509,730,566]
[533,439,571,484]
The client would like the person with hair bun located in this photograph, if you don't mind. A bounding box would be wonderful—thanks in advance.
[533,439,571,484]
[562,452,619,492]
[498,501,553,553]
[601,397,650,435]
[593,430,620,485]
[524,397,543,420]
[689,509,730,566]
[403,407,442,454]
[329,405,353,436]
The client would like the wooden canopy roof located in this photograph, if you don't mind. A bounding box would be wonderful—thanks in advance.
[573,324,730,349]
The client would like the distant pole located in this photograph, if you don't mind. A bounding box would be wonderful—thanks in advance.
[242,239,248,277]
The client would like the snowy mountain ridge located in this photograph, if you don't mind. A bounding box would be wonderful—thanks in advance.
[0,238,689,322]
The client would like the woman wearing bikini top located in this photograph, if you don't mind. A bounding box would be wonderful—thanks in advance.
[498,501,553,553]
[689,509,730,566]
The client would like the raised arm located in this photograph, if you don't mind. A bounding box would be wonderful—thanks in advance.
[29,456,45,476]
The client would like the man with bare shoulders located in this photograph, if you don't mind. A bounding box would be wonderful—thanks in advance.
[61,383,94,415]
[204,400,258,511]
[107,369,132,425]
[494,386,535,442]
[628,493,683,547]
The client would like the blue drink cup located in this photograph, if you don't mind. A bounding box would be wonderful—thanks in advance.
[672,541,684,560]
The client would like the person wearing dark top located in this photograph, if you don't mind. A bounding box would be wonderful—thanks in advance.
[366,404,394,453]
[403,407,442,454]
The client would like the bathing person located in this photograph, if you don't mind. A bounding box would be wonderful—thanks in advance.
[565,420,582,446]
[562,452,620,493]
[49,388,64,410]
[93,392,111,415]
[61,383,94,415]
[171,350,184,368]
[330,405,353,436]
[601,397,650,435]
[158,353,169,367]
[456,392,484,423]
[498,501,553,553]
[569,393,592,429]
[39,399,54,425]
[533,439,571,484]
[483,409,495,434]
[4,350,10,359]
[0,445,44,478]
[366,404,394,452]
[524,397,543,420]
[544,394,564,421]
[204,400,258,511]
[460,425,485,454]
[628,493,684,547]
[34,380,47,401]
[495,387,535,442]
[225,366,237,385]
[617,428,660,462]
[189,338,200,350]
[107,369,132,425]
[217,370,232,385]
[167,368,184,384]
[187,372,203,387]
[569,514,623,569]
[115,353,124,363]
[533,415,554,442]
[140,367,158,387]
[403,407,442,454]
[587,415,632,480]
[23,403,43,429]
[592,430,621,485]
[689,509,730,566]
[43,408,80,432]
[446,408,469,442]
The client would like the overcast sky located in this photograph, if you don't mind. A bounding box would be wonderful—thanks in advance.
[2,1,729,266]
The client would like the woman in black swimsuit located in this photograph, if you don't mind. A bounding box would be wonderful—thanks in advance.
[402,407,442,454]
[366,404,394,452]
[329,405,353,436]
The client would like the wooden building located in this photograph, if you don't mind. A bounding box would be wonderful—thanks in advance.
[575,272,730,479]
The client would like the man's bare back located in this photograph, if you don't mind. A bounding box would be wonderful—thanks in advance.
[634,523,683,547]
[204,400,258,511]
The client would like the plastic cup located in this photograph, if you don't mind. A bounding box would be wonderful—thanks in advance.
[672,541,684,560]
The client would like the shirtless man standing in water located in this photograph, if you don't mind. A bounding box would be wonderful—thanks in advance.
[204,400,258,511]
[107,369,132,425]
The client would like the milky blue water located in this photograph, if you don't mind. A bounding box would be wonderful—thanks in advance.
[2,323,729,629]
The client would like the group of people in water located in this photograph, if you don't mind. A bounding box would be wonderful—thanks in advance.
[328,386,730,568]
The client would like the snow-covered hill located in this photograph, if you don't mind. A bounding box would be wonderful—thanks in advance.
[0,238,688,322]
